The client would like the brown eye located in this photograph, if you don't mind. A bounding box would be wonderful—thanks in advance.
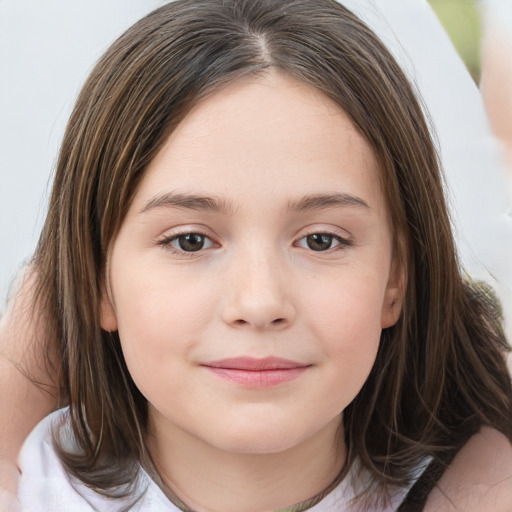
[295,232,352,253]
[306,234,335,251]
[177,233,205,251]
[158,231,216,255]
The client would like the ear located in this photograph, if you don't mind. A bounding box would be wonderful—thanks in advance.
[381,254,406,329]
[100,285,118,332]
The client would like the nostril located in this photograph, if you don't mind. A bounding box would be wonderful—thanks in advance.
[231,318,287,328]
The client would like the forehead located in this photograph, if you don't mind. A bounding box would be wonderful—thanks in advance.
[132,72,385,216]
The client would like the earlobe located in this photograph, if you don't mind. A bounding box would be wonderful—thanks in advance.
[100,289,118,332]
[381,289,402,328]
[381,257,406,329]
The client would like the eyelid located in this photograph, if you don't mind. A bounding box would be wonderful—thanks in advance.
[156,226,219,256]
[297,225,353,242]
[293,227,354,251]
[156,224,216,240]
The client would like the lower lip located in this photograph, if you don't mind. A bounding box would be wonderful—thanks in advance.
[203,367,308,388]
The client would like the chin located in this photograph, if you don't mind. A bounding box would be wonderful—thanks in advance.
[220,436,301,455]
[208,421,314,455]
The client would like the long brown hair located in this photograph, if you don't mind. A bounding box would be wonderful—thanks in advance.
[34,0,512,508]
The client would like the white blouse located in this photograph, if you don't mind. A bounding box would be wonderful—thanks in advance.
[18,409,410,512]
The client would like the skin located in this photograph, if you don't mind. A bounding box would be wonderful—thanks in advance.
[101,71,404,512]
[481,9,512,172]
[0,270,57,497]
[425,427,512,512]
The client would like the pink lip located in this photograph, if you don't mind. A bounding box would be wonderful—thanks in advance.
[201,357,310,388]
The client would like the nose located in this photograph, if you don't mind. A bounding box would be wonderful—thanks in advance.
[221,247,296,331]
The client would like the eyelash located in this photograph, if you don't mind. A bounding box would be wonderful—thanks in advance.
[295,231,353,252]
[157,231,216,257]
[157,230,353,256]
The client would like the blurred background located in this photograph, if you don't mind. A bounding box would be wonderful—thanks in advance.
[1,0,511,338]
[429,0,482,82]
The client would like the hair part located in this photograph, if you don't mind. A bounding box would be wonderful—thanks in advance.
[33,0,512,507]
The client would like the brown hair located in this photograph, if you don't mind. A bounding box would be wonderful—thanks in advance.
[33,0,512,508]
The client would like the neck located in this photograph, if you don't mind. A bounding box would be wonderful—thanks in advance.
[146,412,345,512]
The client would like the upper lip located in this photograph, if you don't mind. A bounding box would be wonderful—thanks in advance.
[201,357,309,371]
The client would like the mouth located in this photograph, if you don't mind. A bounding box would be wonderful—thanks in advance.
[200,357,311,388]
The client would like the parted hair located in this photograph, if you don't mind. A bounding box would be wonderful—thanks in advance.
[33,0,512,509]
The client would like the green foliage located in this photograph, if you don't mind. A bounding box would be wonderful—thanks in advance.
[428,0,482,81]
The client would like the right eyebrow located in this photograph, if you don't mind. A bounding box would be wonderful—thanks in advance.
[286,192,371,212]
[139,192,237,216]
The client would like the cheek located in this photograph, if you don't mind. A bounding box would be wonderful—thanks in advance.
[110,262,216,383]
[303,273,385,398]
[305,272,386,345]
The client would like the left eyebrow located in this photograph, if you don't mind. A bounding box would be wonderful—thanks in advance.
[139,192,237,215]
[286,193,371,212]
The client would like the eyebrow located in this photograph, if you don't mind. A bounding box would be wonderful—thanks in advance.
[286,193,370,212]
[139,191,370,216]
[139,192,237,215]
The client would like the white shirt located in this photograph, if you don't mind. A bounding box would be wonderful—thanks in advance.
[18,410,408,512]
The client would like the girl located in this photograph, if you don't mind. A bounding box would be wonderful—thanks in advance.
[3,0,512,510]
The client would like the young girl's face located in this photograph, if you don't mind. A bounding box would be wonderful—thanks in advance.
[101,72,403,456]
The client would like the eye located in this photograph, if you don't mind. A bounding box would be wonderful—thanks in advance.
[160,232,216,253]
[296,233,351,252]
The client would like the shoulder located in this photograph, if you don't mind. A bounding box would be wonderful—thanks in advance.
[17,408,89,511]
[17,408,102,511]
[17,408,178,512]
[424,427,512,512]
[18,408,65,475]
